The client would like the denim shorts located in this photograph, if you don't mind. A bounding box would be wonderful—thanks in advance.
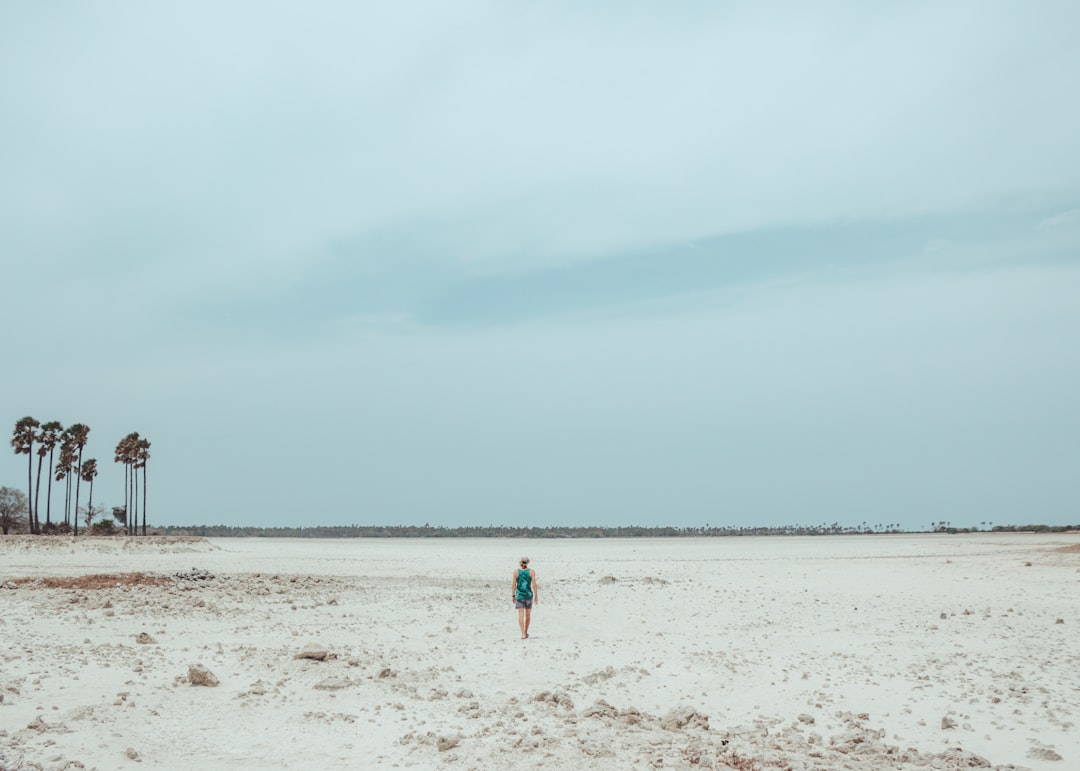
[514,599,533,609]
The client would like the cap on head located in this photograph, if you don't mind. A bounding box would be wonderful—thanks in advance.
[520,556,530,565]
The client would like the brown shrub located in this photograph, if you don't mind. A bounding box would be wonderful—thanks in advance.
[12,572,170,589]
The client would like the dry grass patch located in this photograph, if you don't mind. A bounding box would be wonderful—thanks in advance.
[1056,544,1080,553]
[13,572,171,589]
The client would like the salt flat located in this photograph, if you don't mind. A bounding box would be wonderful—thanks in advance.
[1,534,1077,770]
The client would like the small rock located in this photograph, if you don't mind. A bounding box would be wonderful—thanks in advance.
[125,747,142,762]
[1024,562,1032,567]
[135,633,157,645]
[798,713,816,725]
[294,643,328,661]
[437,736,460,752]
[941,716,957,730]
[188,664,219,687]
[377,667,396,678]
[1055,619,1064,624]
[455,689,474,699]
[599,575,618,584]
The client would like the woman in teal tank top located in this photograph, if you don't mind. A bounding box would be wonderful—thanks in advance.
[512,556,538,639]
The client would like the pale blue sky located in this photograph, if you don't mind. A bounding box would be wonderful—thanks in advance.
[3,2,1079,529]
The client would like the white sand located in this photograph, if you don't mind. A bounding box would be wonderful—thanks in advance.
[1,533,1077,770]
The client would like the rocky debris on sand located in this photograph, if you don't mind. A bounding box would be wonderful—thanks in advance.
[24,716,70,734]
[125,747,142,762]
[239,680,269,697]
[135,632,157,644]
[661,706,709,731]
[188,664,219,687]
[582,700,619,720]
[314,677,352,691]
[935,748,993,767]
[173,567,214,581]
[797,713,816,725]
[583,666,617,684]
[455,688,474,699]
[533,690,575,710]
[1028,746,1063,761]
[599,575,618,584]
[294,643,328,661]
[398,731,462,753]
[582,699,654,726]
[942,716,958,730]
[1,581,16,590]
[377,667,396,678]
[458,701,481,718]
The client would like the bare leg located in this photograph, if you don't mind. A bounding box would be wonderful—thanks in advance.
[518,608,527,639]
[524,608,531,638]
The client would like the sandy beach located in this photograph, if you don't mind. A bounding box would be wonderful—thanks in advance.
[1,533,1077,770]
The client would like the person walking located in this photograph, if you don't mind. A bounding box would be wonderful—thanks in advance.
[513,556,538,639]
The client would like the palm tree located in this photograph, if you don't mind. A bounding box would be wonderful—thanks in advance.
[135,437,151,536]
[66,424,90,537]
[115,432,140,535]
[56,442,76,527]
[11,417,40,534]
[80,459,98,528]
[37,421,63,526]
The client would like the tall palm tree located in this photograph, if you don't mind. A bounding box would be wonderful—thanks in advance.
[115,432,140,535]
[136,438,151,536]
[66,424,90,537]
[11,417,40,534]
[80,459,98,528]
[56,442,76,527]
[38,421,63,526]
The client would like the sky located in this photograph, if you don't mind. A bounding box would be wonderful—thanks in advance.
[2,1,1079,530]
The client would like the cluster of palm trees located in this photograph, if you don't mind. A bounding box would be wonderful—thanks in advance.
[114,432,151,536]
[9,417,151,536]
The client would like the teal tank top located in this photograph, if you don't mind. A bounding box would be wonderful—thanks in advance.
[515,568,533,600]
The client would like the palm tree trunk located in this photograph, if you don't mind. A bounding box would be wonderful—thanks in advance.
[123,462,129,535]
[87,478,94,526]
[130,462,137,535]
[64,475,71,526]
[34,455,44,532]
[142,463,148,536]
[73,448,83,537]
[26,443,35,534]
[129,462,136,536]
[45,449,55,526]
[133,467,139,537]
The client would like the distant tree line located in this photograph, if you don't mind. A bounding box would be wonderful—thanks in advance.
[153,522,1080,539]
[8,416,151,536]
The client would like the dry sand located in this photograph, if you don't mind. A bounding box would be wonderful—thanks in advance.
[1,533,1077,770]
